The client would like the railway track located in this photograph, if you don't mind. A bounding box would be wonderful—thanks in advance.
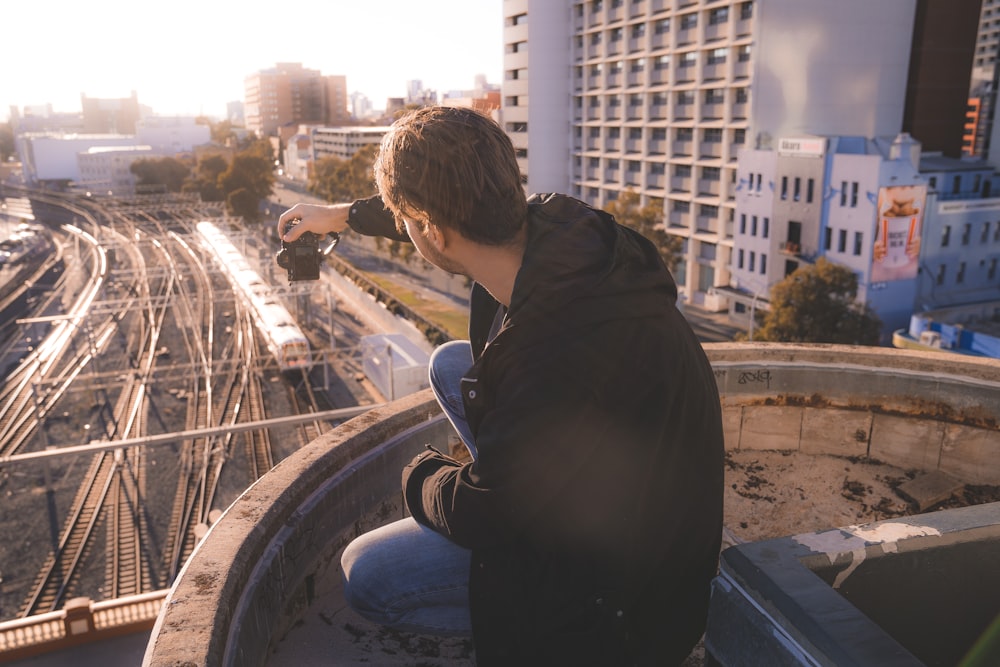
[0,189,374,621]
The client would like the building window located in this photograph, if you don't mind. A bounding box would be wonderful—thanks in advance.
[680,13,697,29]
[631,58,646,72]
[708,47,727,65]
[655,18,671,34]
[982,222,991,243]
[781,176,788,200]
[700,204,719,217]
[793,177,801,201]
[936,264,946,285]
[962,223,971,245]
[806,178,815,203]
[750,215,758,236]
[749,251,756,272]
[760,253,767,274]
[740,1,753,20]
[942,225,951,247]
[677,127,694,141]
[825,227,833,250]
[673,200,690,213]
[654,54,670,69]
[631,23,646,38]
[850,182,859,207]
[734,128,747,144]
[953,175,961,194]
[705,89,725,104]
[854,231,863,256]
[709,7,729,25]
[762,217,770,238]
[838,229,847,253]
[677,91,695,105]
[737,44,752,62]
[680,51,697,67]
[840,181,848,207]
[928,176,937,190]
[739,213,747,234]
[704,128,723,143]
[703,166,721,180]
[957,261,966,284]
[989,258,997,280]
[738,248,745,268]
[652,127,667,140]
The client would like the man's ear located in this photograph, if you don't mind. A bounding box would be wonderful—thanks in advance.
[427,223,448,250]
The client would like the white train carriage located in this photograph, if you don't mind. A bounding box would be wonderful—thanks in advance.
[196,221,311,371]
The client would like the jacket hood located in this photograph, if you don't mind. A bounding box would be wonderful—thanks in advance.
[508,194,678,336]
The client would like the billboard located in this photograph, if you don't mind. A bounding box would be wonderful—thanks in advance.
[872,184,927,282]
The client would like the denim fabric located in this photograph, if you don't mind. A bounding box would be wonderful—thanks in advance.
[339,340,476,636]
[340,517,472,636]
[428,340,477,459]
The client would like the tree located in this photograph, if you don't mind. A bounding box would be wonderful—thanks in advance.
[130,157,191,193]
[0,123,14,162]
[218,152,274,219]
[603,189,682,271]
[752,258,882,345]
[308,144,379,203]
[188,154,228,201]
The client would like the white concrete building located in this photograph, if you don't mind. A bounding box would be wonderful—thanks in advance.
[135,116,210,154]
[311,126,390,161]
[15,133,137,184]
[502,0,917,309]
[77,145,154,194]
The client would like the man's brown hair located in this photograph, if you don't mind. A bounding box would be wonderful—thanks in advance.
[374,106,527,246]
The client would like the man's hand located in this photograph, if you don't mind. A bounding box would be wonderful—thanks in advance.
[277,203,352,241]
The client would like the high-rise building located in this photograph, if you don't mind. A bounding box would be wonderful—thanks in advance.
[502,0,917,309]
[969,0,999,158]
[902,0,981,159]
[244,63,349,138]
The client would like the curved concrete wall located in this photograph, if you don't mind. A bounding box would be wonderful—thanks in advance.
[143,344,1000,666]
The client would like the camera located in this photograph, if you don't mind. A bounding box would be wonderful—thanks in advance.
[276,224,340,282]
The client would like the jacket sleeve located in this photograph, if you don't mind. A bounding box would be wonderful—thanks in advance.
[402,346,623,551]
[347,195,411,242]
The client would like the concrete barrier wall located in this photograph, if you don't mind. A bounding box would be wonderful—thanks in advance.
[143,344,1000,666]
[706,343,1000,484]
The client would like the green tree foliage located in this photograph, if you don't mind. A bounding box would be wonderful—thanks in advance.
[753,258,882,345]
[603,189,682,271]
[188,154,228,201]
[130,157,192,193]
[0,123,14,162]
[227,188,259,220]
[219,152,275,220]
[308,144,379,202]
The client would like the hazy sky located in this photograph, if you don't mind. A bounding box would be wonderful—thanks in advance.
[1,0,503,122]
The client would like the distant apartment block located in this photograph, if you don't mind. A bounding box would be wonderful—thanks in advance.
[81,91,141,134]
[502,0,917,310]
[311,126,390,161]
[244,63,349,139]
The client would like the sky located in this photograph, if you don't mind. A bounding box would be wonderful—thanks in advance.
[0,0,503,122]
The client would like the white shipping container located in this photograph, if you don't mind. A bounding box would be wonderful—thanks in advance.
[361,333,431,400]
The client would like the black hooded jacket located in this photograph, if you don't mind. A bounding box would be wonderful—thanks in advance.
[348,193,724,666]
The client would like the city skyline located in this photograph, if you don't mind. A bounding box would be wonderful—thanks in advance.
[1,0,503,122]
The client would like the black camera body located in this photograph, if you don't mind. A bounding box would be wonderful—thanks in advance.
[276,230,322,282]
[276,221,341,282]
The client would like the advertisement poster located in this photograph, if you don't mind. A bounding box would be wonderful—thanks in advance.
[872,184,926,282]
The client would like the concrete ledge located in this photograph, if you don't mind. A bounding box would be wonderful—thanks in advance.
[143,344,1000,666]
[142,390,448,667]
[705,343,1000,483]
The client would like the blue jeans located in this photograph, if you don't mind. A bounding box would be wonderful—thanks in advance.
[340,340,475,636]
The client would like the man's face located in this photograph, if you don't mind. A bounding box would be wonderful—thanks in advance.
[402,217,468,277]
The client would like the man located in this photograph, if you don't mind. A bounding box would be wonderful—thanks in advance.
[277,106,723,666]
